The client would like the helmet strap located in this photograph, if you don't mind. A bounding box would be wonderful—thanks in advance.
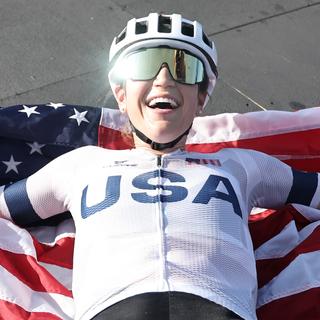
[130,121,192,151]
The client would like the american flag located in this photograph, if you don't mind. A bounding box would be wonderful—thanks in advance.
[0,103,320,319]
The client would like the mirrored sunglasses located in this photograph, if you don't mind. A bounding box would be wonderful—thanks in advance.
[112,47,205,85]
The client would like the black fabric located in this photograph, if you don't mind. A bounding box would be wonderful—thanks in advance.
[91,292,244,320]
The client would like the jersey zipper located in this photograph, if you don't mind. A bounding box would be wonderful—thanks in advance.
[156,154,169,291]
[157,155,162,167]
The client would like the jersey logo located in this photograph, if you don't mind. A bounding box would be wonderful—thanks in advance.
[185,158,221,166]
[131,170,188,203]
[81,170,242,219]
[81,176,121,218]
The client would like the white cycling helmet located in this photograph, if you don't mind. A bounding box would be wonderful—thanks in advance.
[108,13,218,107]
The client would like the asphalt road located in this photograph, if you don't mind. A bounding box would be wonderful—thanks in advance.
[0,0,319,115]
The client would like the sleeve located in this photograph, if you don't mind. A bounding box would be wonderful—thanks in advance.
[244,149,320,210]
[0,147,82,227]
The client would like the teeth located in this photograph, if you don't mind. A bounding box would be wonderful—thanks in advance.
[148,97,178,108]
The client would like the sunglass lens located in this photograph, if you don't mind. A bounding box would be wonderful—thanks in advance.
[115,48,204,85]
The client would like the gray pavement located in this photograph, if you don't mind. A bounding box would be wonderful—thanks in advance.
[0,0,319,115]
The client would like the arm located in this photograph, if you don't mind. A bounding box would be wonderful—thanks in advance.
[0,148,77,227]
[244,149,320,210]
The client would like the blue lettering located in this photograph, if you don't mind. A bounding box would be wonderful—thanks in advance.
[80,172,242,219]
[81,176,121,218]
[193,175,242,218]
[132,170,188,203]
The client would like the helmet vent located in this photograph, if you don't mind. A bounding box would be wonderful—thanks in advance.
[116,27,126,44]
[202,32,212,48]
[136,20,148,34]
[158,15,171,33]
[181,22,194,37]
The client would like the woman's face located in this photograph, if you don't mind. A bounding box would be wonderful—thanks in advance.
[115,66,206,148]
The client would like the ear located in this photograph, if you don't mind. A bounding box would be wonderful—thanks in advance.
[197,91,207,115]
[114,84,127,113]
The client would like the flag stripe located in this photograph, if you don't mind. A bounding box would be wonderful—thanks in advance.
[40,262,73,291]
[257,250,320,308]
[0,249,72,297]
[249,205,310,249]
[254,220,320,260]
[0,300,62,320]
[32,236,74,269]
[0,265,74,319]
[256,287,320,320]
[98,125,134,150]
[256,227,320,288]
[0,219,36,255]
[186,128,320,155]
[189,108,320,144]
[283,158,320,172]
[97,126,320,156]
[0,217,74,269]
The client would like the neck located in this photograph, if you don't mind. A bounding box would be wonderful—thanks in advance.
[130,121,191,154]
[133,134,187,155]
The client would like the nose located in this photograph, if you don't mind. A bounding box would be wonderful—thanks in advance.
[153,64,175,87]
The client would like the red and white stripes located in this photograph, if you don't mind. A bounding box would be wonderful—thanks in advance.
[0,219,75,320]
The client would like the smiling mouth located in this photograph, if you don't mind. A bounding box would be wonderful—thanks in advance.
[147,97,179,109]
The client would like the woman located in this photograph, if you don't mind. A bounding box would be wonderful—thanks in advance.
[1,13,319,320]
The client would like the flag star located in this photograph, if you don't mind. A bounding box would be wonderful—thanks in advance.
[47,102,65,109]
[69,108,90,126]
[18,105,40,118]
[2,155,22,174]
[27,142,45,155]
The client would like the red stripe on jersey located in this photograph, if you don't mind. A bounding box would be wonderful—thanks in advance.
[0,249,72,297]
[32,236,74,269]
[257,287,320,320]
[256,226,320,288]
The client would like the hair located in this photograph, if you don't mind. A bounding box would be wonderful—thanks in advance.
[199,73,209,94]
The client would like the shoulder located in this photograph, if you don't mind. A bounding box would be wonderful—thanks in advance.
[47,146,123,170]
[61,145,118,159]
[195,148,282,170]
[186,148,271,159]
[217,148,276,160]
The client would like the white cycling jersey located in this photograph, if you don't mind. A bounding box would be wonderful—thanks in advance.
[1,146,319,320]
